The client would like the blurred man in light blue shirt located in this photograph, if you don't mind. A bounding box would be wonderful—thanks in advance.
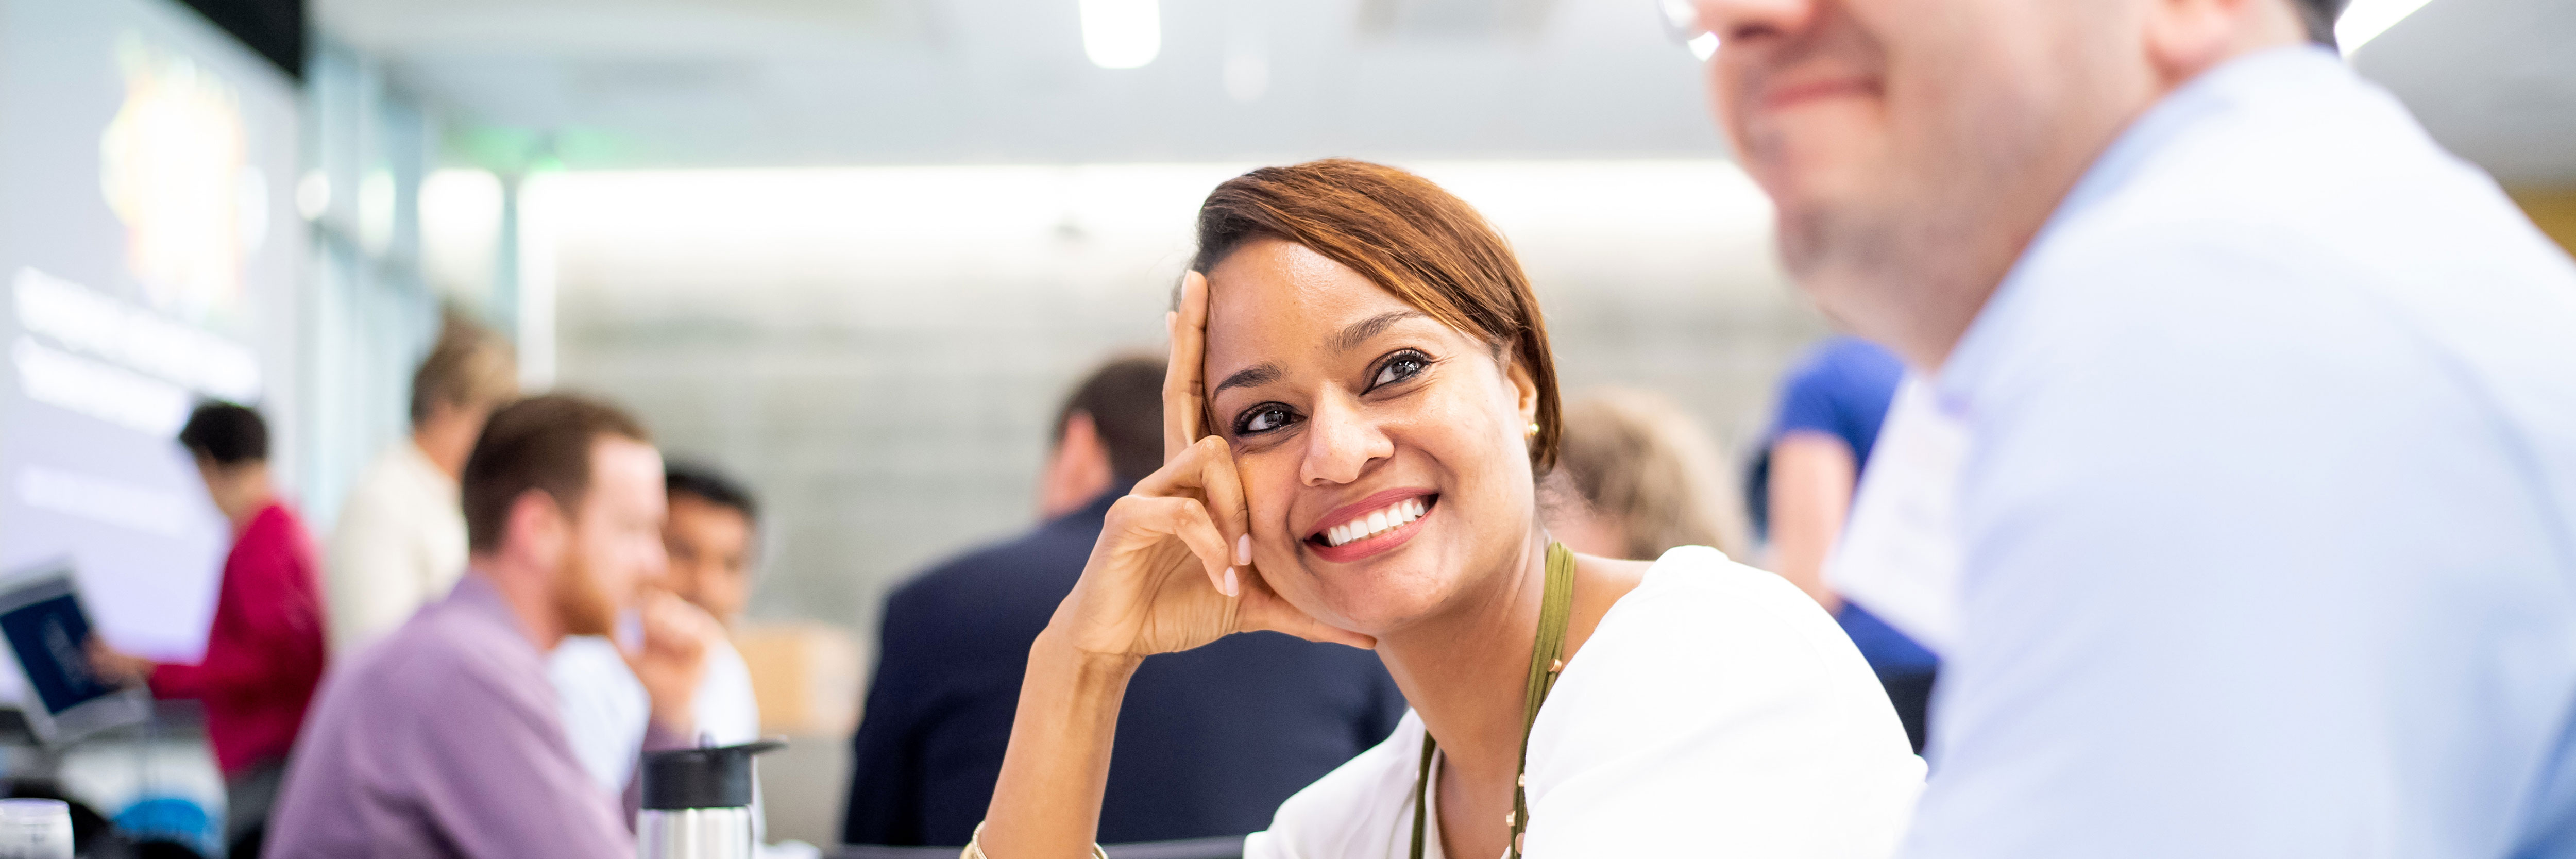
[1685,0,2576,855]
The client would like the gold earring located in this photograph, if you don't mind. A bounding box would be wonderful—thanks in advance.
[1527,422,1540,437]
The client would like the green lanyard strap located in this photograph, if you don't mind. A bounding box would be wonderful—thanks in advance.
[1411,542,1576,859]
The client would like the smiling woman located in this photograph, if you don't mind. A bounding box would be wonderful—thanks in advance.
[976,160,1922,859]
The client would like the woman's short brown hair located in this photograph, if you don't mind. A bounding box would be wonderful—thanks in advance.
[1190,159,1563,470]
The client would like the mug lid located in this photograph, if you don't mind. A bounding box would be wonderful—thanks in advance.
[640,739,784,810]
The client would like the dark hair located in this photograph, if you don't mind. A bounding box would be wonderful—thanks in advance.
[665,461,759,525]
[1190,159,1563,470]
[462,394,652,552]
[412,308,518,426]
[1055,355,1167,483]
[2294,0,2345,46]
[178,401,267,466]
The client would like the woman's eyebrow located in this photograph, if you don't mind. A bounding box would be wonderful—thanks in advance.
[1213,363,1282,398]
[1210,311,1426,399]
[1334,310,1428,353]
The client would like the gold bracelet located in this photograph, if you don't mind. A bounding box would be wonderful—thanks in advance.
[962,822,1109,859]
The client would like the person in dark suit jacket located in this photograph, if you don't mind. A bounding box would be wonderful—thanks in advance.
[841,355,1405,848]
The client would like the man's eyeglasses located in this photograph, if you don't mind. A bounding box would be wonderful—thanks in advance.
[1656,0,1719,60]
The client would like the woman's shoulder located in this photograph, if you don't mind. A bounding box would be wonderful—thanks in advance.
[1244,711,1427,859]
[1531,542,1911,777]
[1550,545,1894,729]
[1615,546,1857,651]
[1515,546,1923,857]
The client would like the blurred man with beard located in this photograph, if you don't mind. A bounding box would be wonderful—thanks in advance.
[1680,0,2576,856]
[266,395,725,858]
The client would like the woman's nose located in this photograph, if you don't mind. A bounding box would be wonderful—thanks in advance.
[1299,394,1394,487]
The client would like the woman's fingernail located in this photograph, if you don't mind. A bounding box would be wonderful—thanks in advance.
[1222,567,1241,597]
[1236,534,1252,565]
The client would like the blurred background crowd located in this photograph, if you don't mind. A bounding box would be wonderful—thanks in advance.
[0,0,2567,855]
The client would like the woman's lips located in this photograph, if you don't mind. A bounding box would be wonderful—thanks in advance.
[1304,493,1437,564]
[1309,488,1436,537]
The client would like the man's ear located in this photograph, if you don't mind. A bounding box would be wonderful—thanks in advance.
[501,488,570,566]
[2143,0,2304,86]
[192,455,224,491]
[1038,412,1115,519]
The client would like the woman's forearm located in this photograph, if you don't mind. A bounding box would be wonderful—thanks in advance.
[979,628,1142,858]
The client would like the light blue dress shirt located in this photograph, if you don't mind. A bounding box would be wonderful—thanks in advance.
[1906,46,2576,859]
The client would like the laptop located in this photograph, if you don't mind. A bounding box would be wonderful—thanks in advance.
[0,561,151,743]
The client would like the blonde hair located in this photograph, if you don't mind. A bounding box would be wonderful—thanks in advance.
[411,308,518,426]
[1548,388,1748,560]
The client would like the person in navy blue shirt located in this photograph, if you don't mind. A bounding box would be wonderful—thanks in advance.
[841,356,1405,848]
[1748,335,1941,752]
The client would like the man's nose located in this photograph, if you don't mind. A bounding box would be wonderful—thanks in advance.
[1693,0,1817,45]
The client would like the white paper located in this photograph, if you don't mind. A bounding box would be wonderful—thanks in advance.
[1825,376,1969,656]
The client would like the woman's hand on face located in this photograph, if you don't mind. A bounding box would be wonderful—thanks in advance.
[1163,271,1214,461]
[1048,273,1375,661]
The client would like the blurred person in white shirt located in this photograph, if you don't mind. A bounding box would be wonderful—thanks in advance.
[327,311,518,654]
[553,462,764,792]
[656,464,763,742]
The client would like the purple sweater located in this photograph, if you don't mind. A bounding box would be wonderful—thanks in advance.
[267,574,667,858]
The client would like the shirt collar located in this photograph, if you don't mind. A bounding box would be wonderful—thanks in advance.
[402,437,461,497]
[449,571,551,651]
[449,571,509,619]
[1053,482,1132,529]
[242,499,288,536]
[1935,44,2346,408]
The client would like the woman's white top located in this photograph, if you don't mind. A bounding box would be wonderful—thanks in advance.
[1244,546,1924,859]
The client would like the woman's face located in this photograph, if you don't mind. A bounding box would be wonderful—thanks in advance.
[1203,239,1541,636]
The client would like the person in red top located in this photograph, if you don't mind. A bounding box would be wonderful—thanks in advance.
[91,401,327,859]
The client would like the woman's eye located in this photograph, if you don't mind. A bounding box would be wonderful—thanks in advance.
[1235,404,1298,435]
[1371,352,1429,389]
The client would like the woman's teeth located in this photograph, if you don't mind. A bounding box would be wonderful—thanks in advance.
[1325,498,1427,547]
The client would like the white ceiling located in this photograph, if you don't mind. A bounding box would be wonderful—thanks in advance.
[2351,0,2576,186]
[320,0,2575,184]
[319,0,1727,167]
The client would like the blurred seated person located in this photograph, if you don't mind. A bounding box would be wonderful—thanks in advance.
[89,402,326,859]
[1544,387,1749,562]
[1750,335,1940,752]
[841,355,1408,847]
[658,463,764,739]
[264,395,724,858]
[328,312,517,653]
[554,462,765,794]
